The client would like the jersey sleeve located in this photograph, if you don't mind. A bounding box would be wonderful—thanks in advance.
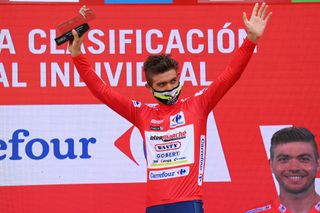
[194,38,256,115]
[72,54,140,125]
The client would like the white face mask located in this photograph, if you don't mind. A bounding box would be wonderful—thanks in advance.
[151,82,182,105]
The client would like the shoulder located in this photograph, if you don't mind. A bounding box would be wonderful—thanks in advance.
[130,100,155,114]
[180,87,209,103]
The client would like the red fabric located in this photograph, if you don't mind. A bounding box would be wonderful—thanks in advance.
[244,199,320,213]
[72,38,256,207]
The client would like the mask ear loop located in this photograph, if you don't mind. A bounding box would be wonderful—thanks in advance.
[177,70,181,80]
[146,82,156,93]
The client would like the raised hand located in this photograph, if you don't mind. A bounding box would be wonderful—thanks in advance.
[243,2,272,43]
[68,29,84,57]
[68,5,88,57]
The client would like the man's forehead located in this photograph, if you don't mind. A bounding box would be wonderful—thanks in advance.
[274,141,315,155]
[151,69,178,82]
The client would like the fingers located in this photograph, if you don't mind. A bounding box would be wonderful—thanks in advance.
[69,29,84,57]
[264,12,272,23]
[261,4,269,19]
[72,29,79,41]
[257,2,266,17]
[251,3,259,18]
[259,3,272,22]
[250,2,272,22]
[242,12,248,24]
[71,29,85,44]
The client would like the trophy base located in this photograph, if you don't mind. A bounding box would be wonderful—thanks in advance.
[55,23,89,46]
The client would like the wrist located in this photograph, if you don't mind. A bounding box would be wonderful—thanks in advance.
[71,50,81,57]
[246,34,258,43]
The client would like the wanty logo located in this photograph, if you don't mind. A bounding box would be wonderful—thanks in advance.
[155,141,181,152]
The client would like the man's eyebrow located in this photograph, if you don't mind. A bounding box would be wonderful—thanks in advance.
[275,154,289,159]
[275,153,314,159]
[297,153,313,158]
[157,77,177,84]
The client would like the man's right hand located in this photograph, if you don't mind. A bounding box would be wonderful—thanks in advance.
[69,29,84,57]
[243,2,272,43]
[69,5,89,57]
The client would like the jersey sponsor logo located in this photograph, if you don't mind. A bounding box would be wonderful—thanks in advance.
[146,104,158,110]
[162,130,186,141]
[155,151,180,159]
[132,100,141,108]
[155,141,181,152]
[149,135,163,141]
[194,88,207,97]
[198,135,206,186]
[117,112,231,183]
[145,125,194,169]
[173,156,186,161]
[152,151,184,167]
[244,205,272,213]
[149,130,187,142]
[150,125,163,131]
[150,119,164,124]
[170,111,185,128]
[278,204,286,213]
[152,152,183,165]
[149,166,189,180]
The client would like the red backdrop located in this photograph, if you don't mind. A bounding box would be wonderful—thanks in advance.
[0,3,320,213]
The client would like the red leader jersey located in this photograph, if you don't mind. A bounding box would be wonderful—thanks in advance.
[244,199,320,213]
[72,38,256,207]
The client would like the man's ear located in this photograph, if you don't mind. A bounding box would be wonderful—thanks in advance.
[269,158,274,173]
[145,83,152,92]
[317,158,320,172]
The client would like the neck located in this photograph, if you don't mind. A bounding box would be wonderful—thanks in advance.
[279,187,319,213]
[157,99,178,111]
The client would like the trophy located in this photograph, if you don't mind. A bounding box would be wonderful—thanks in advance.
[55,7,96,46]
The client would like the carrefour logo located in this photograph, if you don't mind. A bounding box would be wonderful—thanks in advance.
[149,166,190,180]
[0,129,96,160]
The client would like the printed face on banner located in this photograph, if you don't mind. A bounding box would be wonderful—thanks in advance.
[270,142,320,194]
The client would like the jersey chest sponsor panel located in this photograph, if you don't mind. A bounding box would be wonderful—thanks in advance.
[141,107,206,206]
[145,124,195,170]
[142,107,207,188]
